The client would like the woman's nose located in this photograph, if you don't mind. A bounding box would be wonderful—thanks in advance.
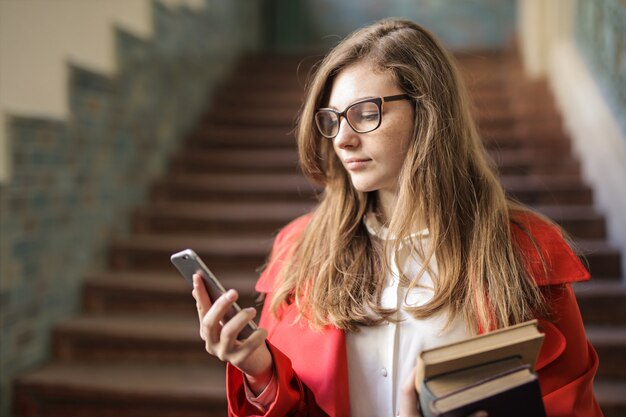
[333,118,360,149]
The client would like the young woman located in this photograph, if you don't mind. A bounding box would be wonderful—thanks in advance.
[192,18,603,417]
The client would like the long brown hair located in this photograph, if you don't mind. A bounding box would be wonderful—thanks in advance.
[270,18,547,333]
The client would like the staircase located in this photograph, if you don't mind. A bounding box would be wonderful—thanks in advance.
[460,51,626,416]
[12,52,626,417]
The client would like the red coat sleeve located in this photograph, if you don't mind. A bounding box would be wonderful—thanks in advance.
[226,343,319,417]
[226,215,330,417]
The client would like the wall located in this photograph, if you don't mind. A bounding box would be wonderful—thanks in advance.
[574,0,626,136]
[0,0,264,414]
[268,0,517,51]
[568,0,626,275]
[0,0,149,183]
[526,0,626,276]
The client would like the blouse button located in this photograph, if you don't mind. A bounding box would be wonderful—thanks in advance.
[381,367,388,377]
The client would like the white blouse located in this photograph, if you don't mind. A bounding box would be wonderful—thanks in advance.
[346,214,471,417]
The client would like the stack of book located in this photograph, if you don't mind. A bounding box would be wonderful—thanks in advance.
[415,320,547,417]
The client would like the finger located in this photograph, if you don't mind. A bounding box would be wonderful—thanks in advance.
[398,367,421,417]
[468,412,488,417]
[203,289,239,346]
[220,307,257,347]
[228,328,269,370]
[192,274,212,322]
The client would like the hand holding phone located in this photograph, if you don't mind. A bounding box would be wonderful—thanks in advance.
[171,249,273,394]
[170,249,258,340]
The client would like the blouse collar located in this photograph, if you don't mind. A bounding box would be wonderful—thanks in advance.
[363,212,429,241]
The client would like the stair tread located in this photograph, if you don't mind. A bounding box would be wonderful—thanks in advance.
[574,239,621,252]
[112,233,273,254]
[490,148,577,163]
[585,325,626,343]
[158,172,591,193]
[158,173,317,192]
[15,361,225,399]
[176,147,581,171]
[86,270,256,294]
[137,201,313,221]
[594,379,626,402]
[534,205,602,220]
[194,124,295,139]
[86,271,188,294]
[574,281,626,294]
[55,314,198,341]
[111,235,620,257]
[501,174,588,189]
[174,148,299,167]
[140,201,602,224]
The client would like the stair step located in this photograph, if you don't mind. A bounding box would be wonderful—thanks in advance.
[83,271,192,314]
[152,172,592,205]
[170,148,299,174]
[475,110,515,130]
[482,130,570,152]
[502,175,593,205]
[225,73,304,90]
[489,149,580,176]
[233,53,312,70]
[83,270,257,314]
[575,282,626,325]
[151,173,318,203]
[13,362,227,417]
[214,89,303,107]
[586,326,626,379]
[206,106,298,127]
[170,147,581,176]
[534,205,606,239]
[471,90,511,109]
[133,201,313,234]
[594,380,626,417]
[134,201,605,239]
[190,125,296,149]
[109,233,273,271]
[53,314,213,363]
[575,240,623,278]
[213,89,302,109]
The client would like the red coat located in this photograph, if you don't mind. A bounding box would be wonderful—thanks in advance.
[227,213,603,417]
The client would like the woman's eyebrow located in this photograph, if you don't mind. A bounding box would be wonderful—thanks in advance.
[325,96,378,110]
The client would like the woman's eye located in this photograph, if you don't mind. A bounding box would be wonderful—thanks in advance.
[361,112,378,121]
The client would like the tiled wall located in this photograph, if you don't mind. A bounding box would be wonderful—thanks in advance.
[270,0,516,51]
[0,1,263,413]
[575,0,626,137]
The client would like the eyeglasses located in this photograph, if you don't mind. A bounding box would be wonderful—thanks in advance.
[314,94,412,139]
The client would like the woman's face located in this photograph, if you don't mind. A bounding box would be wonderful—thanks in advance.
[326,62,414,200]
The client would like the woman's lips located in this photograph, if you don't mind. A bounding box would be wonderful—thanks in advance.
[344,158,371,170]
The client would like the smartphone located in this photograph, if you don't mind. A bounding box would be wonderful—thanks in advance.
[170,249,257,340]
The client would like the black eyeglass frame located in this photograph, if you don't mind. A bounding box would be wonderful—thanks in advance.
[315,93,412,139]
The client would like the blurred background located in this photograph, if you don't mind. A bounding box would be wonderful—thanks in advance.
[1,0,625,416]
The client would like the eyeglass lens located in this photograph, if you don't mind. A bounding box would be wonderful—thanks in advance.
[315,101,380,138]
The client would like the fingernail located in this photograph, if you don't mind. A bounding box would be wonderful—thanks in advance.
[246,307,256,316]
[226,289,237,301]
